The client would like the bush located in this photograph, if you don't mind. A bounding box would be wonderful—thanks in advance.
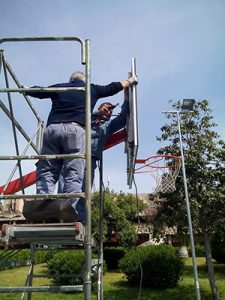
[47,250,84,285]
[47,250,106,288]
[43,249,59,262]
[0,248,53,270]
[104,247,126,270]
[119,245,184,289]
[211,225,225,263]
[187,244,205,257]
[0,249,31,270]
[34,250,52,264]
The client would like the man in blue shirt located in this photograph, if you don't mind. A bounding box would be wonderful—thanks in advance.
[24,72,136,222]
[58,88,130,224]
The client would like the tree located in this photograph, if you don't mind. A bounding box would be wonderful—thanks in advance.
[92,189,146,247]
[154,99,225,300]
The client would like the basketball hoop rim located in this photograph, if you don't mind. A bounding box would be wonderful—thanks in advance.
[135,154,181,173]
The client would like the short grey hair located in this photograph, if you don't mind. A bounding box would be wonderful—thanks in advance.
[69,71,86,83]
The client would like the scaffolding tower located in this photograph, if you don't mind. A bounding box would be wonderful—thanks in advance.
[0,36,97,300]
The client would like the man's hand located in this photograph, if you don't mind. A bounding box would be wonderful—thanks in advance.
[127,75,138,86]
[121,75,138,88]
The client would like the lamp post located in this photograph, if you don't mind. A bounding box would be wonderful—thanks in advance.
[163,99,201,300]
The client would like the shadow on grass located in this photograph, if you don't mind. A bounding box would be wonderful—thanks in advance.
[103,284,212,300]
[183,261,225,279]
[183,264,208,278]
[104,267,215,300]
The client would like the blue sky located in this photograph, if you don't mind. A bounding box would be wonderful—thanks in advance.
[0,0,225,194]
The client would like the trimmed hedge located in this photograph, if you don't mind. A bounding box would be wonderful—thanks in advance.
[47,250,106,287]
[0,248,49,270]
[104,247,126,270]
[47,250,84,285]
[119,245,184,289]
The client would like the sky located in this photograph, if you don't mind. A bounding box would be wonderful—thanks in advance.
[0,0,225,196]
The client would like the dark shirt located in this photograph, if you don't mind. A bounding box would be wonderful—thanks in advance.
[26,78,123,126]
[91,100,129,160]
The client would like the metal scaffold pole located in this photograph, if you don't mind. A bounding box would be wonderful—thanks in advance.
[84,38,92,300]
[97,155,104,300]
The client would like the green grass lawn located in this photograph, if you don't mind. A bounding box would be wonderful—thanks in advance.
[0,258,225,300]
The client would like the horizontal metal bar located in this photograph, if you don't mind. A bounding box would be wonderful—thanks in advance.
[0,153,85,160]
[162,110,193,114]
[31,273,80,278]
[0,285,83,292]
[35,241,86,247]
[1,223,86,246]
[0,36,84,44]
[0,87,85,93]
[0,36,86,64]
[14,223,79,227]
[0,192,85,200]
[9,226,83,238]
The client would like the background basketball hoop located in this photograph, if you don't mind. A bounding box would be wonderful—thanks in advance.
[135,154,181,193]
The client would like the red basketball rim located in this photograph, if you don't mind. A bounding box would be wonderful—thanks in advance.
[135,154,180,173]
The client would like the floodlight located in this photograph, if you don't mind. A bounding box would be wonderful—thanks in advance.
[181,99,195,111]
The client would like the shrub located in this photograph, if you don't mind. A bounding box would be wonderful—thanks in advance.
[47,250,84,285]
[0,248,54,270]
[211,225,225,263]
[119,245,184,289]
[104,247,126,270]
[0,249,31,270]
[47,250,106,287]
[34,250,51,264]
[44,249,59,262]
[187,244,205,258]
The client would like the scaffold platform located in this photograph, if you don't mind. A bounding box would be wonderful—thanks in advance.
[0,222,97,248]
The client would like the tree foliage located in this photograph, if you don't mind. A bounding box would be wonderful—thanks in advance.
[153,99,225,299]
[154,99,225,237]
[92,189,146,247]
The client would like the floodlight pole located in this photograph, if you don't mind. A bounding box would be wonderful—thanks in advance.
[176,110,201,300]
[163,106,201,300]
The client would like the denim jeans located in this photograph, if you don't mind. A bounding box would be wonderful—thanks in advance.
[36,122,85,218]
[58,157,97,224]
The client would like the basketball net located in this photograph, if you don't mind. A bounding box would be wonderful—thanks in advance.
[135,155,181,194]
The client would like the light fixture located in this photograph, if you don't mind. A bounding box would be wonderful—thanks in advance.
[181,99,195,111]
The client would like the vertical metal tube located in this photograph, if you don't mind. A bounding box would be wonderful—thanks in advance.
[128,57,138,188]
[97,155,104,300]
[0,50,3,75]
[35,120,44,152]
[177,111,201,300]
[2,56,25,195]
[84,39,92,300]
[27,243,35,300]
[39,121,45,152]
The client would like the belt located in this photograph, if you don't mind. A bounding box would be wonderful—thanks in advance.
[48,121,86,130]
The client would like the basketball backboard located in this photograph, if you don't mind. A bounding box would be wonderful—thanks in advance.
[125,57,139,188]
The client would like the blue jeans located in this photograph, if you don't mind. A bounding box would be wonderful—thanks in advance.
[36,122,85,216]
[58,158,97,224]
